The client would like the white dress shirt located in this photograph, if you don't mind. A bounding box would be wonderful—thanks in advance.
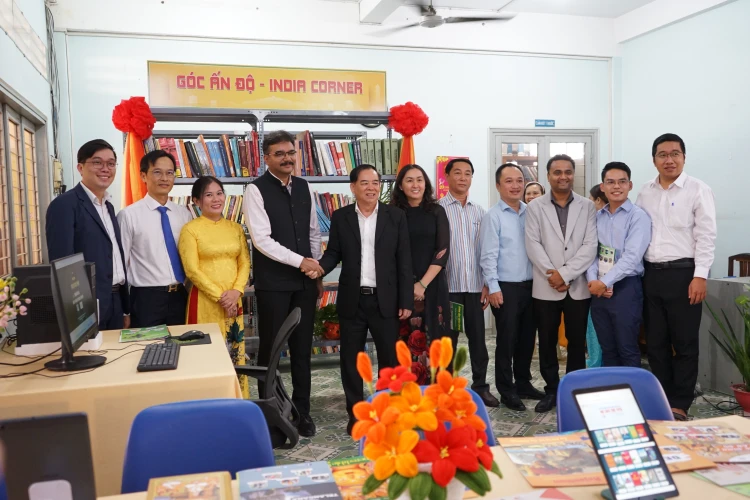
[243,174,323,268]
[635,172,717,279]
[117,194,193,287]
[79,182,126,286]
[356,202,378,287]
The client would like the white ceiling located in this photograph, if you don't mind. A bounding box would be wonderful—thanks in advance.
[348,0,658,18]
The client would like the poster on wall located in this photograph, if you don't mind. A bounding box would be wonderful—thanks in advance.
[435,156,469,200]
[148,61,387,112]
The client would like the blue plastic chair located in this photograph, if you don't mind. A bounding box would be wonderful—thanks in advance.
[556,367,674,432]
[121,399,274,493]
[359,386,496,454]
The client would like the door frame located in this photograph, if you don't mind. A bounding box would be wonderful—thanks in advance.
[487,128,599,206]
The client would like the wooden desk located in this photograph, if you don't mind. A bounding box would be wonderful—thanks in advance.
[101,416,750,499]
[0,324,241,497]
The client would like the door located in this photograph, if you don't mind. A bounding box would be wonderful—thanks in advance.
[489,129,597,206]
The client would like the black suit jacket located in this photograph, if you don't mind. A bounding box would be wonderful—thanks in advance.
[45,183,130,314]
[319,202,413,319]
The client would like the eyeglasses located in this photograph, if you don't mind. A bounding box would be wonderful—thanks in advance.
[655,151,683,160]
[86,159,117,170]
[604,179,630,187]
[270,150,297,159]
[150,170,176,179]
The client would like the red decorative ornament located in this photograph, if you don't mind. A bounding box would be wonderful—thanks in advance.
[388,102,429,171]
[112,96,156,141]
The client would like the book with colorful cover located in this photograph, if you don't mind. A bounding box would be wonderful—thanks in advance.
[146,471,231,499]
[329,456,387,500]
[238,461,342,500]
[119,324,170,343]
[450,301,464,333]
[651,421,750,463]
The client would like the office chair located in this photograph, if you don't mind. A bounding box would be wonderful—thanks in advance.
[728,254,750,277]
[121,399,274,494]
[236,307,301,449]
[556,367,674,432]
[359,386,496,454]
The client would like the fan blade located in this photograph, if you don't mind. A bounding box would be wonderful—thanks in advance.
[369,22,421,37]
[444,15,515,24]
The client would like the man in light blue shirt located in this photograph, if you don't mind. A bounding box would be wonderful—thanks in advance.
[586,162,652,367]
[480,163,544,412]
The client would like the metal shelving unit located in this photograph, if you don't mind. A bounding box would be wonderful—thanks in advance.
[151,106,395,363]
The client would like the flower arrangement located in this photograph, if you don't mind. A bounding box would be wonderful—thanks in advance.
[354,337,502,500]
[0,276,31,331]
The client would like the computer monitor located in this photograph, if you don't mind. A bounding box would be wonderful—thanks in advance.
[13,262,96,348]
[44,254,105,372]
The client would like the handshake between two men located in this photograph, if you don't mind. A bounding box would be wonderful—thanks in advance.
[300,257,325,279]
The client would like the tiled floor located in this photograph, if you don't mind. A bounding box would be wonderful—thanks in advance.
[270,337,741,464]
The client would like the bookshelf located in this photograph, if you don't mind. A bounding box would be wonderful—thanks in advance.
[146,106,397,364]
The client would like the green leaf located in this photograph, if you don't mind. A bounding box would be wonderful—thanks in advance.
[453,347,468,374]
[473,466,492,492]
[707,300,750,386]
[388,473,409,499]
[408,473,433,500]
[362,474,386,496]
[428,482,447,500]
[490,461,503,478]
[455,470,487,496]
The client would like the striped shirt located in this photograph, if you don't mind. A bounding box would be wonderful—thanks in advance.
[438,192,486,293]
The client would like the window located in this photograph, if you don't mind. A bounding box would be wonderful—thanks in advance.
[0,110,9,276]
[2,104,45,271]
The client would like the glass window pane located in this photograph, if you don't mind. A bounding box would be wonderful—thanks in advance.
[501,142,539,184]
[0,110,9,276]
[23,129,41,264]
[8,119,27,266]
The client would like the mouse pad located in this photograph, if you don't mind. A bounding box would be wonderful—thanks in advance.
[165,335,213,347]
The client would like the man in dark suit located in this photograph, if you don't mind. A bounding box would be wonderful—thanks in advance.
[313,165,413,436]
[46,139,130,330]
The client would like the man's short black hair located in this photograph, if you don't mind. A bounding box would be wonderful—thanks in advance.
[445,158,474,175]
[77,139,116,164]
[140,150,176,174]
[652,133,686,158]
[350,164,380,183]
[601,161,631,181]
[263,130,295,155]
[495,163,524,184]
[546,154,575,173]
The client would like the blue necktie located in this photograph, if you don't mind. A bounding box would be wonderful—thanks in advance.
[157,206,186,284]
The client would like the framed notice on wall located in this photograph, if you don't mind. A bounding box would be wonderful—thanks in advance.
[435,156,469,200]
[147,61,387,112]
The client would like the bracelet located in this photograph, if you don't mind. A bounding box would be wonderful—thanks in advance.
[418,280,427,289]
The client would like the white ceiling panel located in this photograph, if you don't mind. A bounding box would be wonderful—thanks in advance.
[398,0,656,17]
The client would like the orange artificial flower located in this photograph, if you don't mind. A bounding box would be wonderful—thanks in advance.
[436,399,486,432]
[352,392,401,442]
[375,365,417,393]
[429,340,441,370]
[364,427,420,480]
[438,336,453,369]
[396,340,412,369]
[424,370,471,409]
[357,352,373,384]
[390,381,438,431]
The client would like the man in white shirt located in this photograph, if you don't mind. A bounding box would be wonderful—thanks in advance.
[46,139,130,330]
[636,133,717,420]
[118,150,193,327]
[243,131,323,437]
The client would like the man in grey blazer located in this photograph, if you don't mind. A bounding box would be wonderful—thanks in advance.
[525,154,598,412]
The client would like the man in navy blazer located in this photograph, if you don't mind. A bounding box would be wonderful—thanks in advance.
[46,139,130,330]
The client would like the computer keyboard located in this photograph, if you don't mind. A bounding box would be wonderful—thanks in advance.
[137,342,180,372]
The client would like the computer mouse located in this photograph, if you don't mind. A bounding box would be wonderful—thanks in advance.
[177,330,206,341]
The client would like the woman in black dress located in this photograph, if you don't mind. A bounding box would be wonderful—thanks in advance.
[390,164,451,384]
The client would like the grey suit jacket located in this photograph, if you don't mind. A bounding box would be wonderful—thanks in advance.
[524,191,598,301]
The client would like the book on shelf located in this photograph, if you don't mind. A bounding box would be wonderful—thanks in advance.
[313,191,353,225]
[169,194,245,225]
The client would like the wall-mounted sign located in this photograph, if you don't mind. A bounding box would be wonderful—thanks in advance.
[535,119,556,127]
[147,61,387,112]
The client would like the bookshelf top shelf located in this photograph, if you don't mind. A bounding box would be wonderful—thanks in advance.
[151,130,369,141]
[150,107,392,126]
[173,175,396,185]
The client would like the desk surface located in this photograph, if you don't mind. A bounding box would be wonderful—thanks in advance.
[101,415,750,499]
[0,324,241,496]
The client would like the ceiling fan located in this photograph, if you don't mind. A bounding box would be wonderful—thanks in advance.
[372,1,516,35]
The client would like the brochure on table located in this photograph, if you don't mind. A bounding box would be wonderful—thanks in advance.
[651,421,750,463]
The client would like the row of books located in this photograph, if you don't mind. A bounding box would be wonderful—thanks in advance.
[314,192,353,232]
[292,134,401,177]
[168,194,245,225]
[318,290,337,307]
[146,134,263,178]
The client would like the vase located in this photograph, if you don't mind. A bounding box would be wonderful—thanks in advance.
[732,383,750,413]
[395,464,465,500]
